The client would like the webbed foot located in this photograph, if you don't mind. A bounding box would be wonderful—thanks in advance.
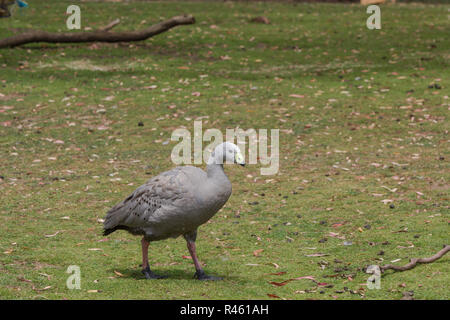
[194,270,223,281]
[142,266,167,279]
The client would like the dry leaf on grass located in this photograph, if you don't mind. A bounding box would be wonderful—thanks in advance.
[33,286,52,291]
[253,249,264,257]
[114,270,124,277]
[289,94,305,99]
[305,253,328,257]
[269,275,316,287]
[44,231,60,238]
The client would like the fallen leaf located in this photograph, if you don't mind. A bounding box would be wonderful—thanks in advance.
[328,232,345,239]
[370,162,382,167]
[44,231,60,238]
[269,281,288,287]
[268,262,280,269]
[34,286,52,291]
[382,186,398,193]
[397,243,414,249]
[114,270,124,277]
[253,249,264,257]
[305,253,328,257]
[269,275,316,287]
[293,276,316,281]
[332,223,344,228]
[39,273,51,280]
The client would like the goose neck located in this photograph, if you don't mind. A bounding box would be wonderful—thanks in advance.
[206,162,225,179]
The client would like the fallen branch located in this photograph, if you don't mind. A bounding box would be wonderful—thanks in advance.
[381,245,449,272]
[0,14,195,48]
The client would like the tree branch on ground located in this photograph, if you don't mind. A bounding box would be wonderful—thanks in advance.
[380,245,449,273]
[0,14,195,48]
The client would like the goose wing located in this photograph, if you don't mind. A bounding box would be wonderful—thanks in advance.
[103,167,204,237]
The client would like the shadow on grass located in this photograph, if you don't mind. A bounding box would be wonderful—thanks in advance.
[110,267,246,282]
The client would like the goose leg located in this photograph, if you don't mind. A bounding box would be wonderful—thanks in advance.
[141,237,166,279]
[184,232,222,281]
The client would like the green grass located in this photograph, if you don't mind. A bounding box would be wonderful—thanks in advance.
[0,0,449,300]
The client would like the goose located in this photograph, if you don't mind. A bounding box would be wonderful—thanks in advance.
[103,142,245,280]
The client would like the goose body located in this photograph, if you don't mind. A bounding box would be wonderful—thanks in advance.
[103,165,231,241]
[103,142,245,280]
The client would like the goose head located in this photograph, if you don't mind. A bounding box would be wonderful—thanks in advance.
[208,142,245,167]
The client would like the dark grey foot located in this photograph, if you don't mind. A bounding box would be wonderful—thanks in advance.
[194,270,223,281]
[142,266,167,279]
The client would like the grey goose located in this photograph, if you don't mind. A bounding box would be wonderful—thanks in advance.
[103,142,245,280]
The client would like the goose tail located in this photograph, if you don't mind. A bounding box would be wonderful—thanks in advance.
[102,200,129,236]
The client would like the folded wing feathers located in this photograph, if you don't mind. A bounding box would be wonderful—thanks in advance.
[103,172,191,232]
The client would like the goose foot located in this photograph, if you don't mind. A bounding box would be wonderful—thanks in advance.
[142,266,167,279]
[194,270,223,281]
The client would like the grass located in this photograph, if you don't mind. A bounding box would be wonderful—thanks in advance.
[0,0,448,300]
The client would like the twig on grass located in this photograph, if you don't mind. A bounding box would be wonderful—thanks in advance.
[380,245,449,272]
[0,14,195,48]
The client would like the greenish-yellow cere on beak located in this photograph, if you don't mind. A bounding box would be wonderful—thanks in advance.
[235,152,245,166]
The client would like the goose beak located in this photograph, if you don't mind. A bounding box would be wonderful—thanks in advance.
[235,153,245,167]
